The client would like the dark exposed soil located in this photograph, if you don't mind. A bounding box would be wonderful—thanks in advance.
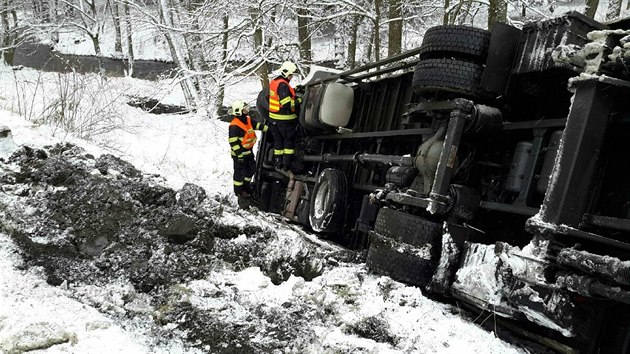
[0,142,360,352]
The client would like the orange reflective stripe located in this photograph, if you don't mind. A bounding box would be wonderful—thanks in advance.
[229,116,257,149]
[269,77,296,114]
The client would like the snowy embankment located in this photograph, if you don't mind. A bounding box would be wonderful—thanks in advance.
[0,65,524,353]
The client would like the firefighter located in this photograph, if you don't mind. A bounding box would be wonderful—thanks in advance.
[268,61,301,171]
[228,100,267,198]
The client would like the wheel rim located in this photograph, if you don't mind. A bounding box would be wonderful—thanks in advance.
[313,179,330,219]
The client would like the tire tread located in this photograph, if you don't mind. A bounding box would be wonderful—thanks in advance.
[412,58,486,97]
[419,25,491,62]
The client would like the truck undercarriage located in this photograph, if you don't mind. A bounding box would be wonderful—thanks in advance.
[253,12,630,353]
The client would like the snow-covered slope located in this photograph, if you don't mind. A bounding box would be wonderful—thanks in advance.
[0,67,526,353]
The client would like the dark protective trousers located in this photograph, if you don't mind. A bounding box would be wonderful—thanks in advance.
[269,120,297,170]
[232,155,256,195]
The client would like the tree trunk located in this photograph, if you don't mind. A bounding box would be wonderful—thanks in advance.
[216,14,229,116]
[606,0,622,20]
[1,0,10,64]
[584,0,599,18]
[158,0,199,107]
[297,1,311,63]
[374,0,381,62]
[10,7,16,27]
[124,1,134,76]
[179,3,202,85]
[250,5,269,91]
[488,0,507,30]
[41,0,50,22]
[348,15,359,69]
[89,33,101,56]
[444,0,450,24]
[111,1,122,53]
[387,0,402,57]
[266,5,276,49]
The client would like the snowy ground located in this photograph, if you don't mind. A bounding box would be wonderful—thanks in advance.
[0,65,528,353]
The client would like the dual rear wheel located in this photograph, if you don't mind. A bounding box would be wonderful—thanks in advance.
[413,25,491,99]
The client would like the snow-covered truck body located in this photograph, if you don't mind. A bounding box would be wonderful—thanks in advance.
[254,12,630,353]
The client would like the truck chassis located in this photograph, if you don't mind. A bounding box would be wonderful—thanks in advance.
[253,12,630,353]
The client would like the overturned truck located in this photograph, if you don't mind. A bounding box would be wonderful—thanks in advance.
[254,12,630,353]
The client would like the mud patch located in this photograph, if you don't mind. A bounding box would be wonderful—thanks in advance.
[345,315,398,345]
[0,143,348,351]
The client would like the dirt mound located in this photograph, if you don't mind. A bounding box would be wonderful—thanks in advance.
[0,142,356,351]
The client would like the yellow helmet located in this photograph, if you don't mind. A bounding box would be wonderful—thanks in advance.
[231,100,249,116]
[280,61,297,78]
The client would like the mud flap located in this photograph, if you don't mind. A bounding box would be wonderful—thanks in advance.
[367,208,443,287]
[367,231,439,287]
[428,222,486,295]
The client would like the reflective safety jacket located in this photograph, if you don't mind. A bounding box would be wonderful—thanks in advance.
[269,76,297,120]
[228,115,267,159]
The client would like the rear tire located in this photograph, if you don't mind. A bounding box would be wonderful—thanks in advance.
[309,168,347,233]
[412,58,486,98]
[419,25,491,63]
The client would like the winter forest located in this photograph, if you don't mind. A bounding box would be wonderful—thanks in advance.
[1,0,630,353]
[1,0,625,116]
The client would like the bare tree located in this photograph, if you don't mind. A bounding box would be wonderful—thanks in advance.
[347,15,359,68]
[215,14,228,115]
[488,0,507,29]
[373,0,382,62]
[297,0,312,63]
[110,0,122,53]
[387,0,402,57]
[34,0,51,22]
[584,0,599,18]
[58,0,105,56]
[156,0,200,106]
[250,4,270,91]
[0,0,29,64]
[606,0,622,20]
[122,0,133,76]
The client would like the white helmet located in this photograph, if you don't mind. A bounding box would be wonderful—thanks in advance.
[279,61,297,78]
[231,100,248,116]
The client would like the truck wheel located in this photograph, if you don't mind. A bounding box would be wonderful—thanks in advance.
[367,232,439,287]
[309,168,347,233]
[412,58,486,98]
[419,25,491,63]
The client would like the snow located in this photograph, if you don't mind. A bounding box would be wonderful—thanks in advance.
[0,236,189,353]
[0,125,17,158]
[0,67,525,354]
[452,243,504,307]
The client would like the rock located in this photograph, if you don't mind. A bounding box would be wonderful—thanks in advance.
[159,211,196,242]
[95,154,140,178]
[79,234,111,256]
[345,316,397,345]
[176,183,207,211]
[33,157,87,186]
[0,322,74,352]
[85,321,112,331]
